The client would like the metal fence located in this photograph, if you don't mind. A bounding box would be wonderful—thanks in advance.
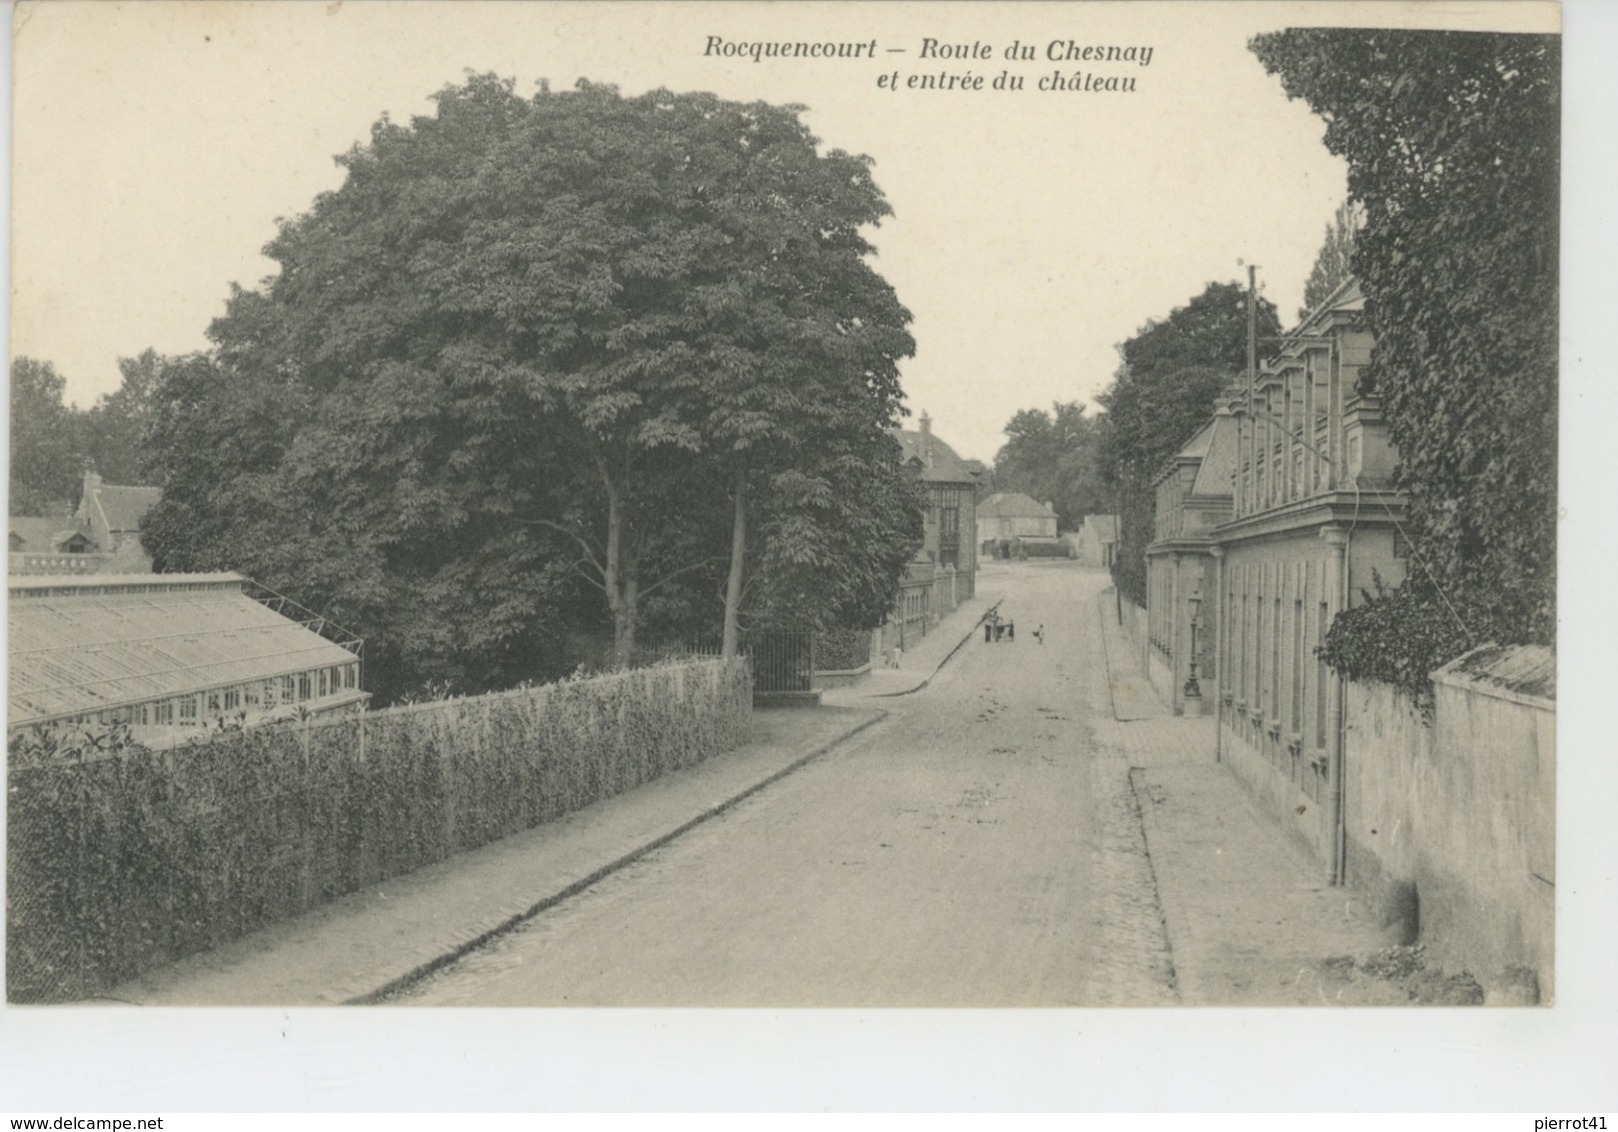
[639,629,817,694]
[746,630,815,693]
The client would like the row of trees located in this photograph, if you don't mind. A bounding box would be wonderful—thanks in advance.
[9,353,161,515]
[81,77,927,704]
[987,401,1106,532]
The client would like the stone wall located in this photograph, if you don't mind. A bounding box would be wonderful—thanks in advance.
[1343,669,1554,1002]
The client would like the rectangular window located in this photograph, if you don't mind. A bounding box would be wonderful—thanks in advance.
[1241,592,1250,702]
[1316,602,1330,748]
[282,675,296,703]
[179,696,198,722]
[207,691,221,715]
[939,507,959,568]
[298,673,312,701]
[224,686,240,711]
[1272,597,1282,722]
[153,700,174,726]
[1292,599,1304,733]
[318,669,329,698]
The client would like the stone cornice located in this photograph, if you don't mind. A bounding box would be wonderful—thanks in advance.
[1215,489,1407,545]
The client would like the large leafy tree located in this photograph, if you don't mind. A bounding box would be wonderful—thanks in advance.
[10,352,169,518]
[742,428,926,632]
[9,357,83,514]
[78,350,165,484]
[1251,30,1559,683]
[143,75,918,691]
[992,401,1106,532]
[1097,283,1277,604]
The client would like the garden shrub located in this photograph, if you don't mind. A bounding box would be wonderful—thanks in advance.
[815,628,873,672]
[6,658,750,1002]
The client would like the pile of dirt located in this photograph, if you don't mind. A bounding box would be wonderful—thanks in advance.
[1315,945,1485,1005]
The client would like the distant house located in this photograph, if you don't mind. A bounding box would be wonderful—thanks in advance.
[76,469,162,572]
[1072,514,1119,568]
[8,516,99,563]
[894,413,980,584]
[9,469,161,576]
[1143,402,1240,714]
[7,572,368,747]
[880,414,981,654]
[977,492,1058,550]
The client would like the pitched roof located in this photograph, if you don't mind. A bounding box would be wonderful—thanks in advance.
[93,484,163,532]
[894,426,978,485]
[8,573,361,726]
[978,492,1057,518]
[1295,275,1365,330]
[1190,413,1240,499]
[9,516,92,553]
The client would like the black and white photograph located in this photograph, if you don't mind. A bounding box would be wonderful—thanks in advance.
[3,0,1612,1115]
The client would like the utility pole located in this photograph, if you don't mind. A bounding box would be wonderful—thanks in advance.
[1247,263,1257,402]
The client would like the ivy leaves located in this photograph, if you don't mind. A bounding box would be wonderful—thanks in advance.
[1251,30,1559,672]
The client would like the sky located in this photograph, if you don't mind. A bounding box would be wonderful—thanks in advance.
[9,0,1618,1115]
[6,0,1555,465]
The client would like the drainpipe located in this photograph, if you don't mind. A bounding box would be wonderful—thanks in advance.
[1210,545,1226,762]
[1321,525,1349,885]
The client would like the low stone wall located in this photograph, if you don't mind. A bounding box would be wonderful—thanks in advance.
[1343,672,1554,1002]
[6,659,752,1003]
[1218,649,1556,1002]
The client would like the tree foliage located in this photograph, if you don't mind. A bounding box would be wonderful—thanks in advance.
[991,402,1106,532]
[1252,29,1559,674]
[10,352,168,517]
[141,75,920,696]
[9,357,82,515]
[1300,200,1362,320]
[1096,282,1276,604]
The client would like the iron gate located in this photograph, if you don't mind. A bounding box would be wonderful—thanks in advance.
[745,630,816,693]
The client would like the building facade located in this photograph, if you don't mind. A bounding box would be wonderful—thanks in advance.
[1072,514,1119,568]
[1209,277,1408,873]
[1143,405,1239,715]
[877,414,980,656]
[977,492,1058,547]
[893,413,979,597]
[8,573,368,748]
[8,469,162,576]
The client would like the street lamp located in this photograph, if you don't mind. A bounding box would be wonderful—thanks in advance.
[1184,590,1203,701]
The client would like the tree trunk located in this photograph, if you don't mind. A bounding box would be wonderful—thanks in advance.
[617,558,638,667]
[722,467,747,658]
[602,477,637,668]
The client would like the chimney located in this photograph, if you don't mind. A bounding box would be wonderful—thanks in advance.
[918,411,933,465]
[77,465,102,524]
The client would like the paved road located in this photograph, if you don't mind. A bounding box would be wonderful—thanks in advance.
[396,562,1177,1007]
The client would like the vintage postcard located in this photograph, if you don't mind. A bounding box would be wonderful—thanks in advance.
[4,0,1606,1114]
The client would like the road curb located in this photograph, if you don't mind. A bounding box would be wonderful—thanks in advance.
[1127,765,1184,1001]
[348,708,889,1004]
[867,597,1005,698]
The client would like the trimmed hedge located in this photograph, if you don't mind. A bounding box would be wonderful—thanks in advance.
[814,628,873,672]
[6,658,751,1003]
